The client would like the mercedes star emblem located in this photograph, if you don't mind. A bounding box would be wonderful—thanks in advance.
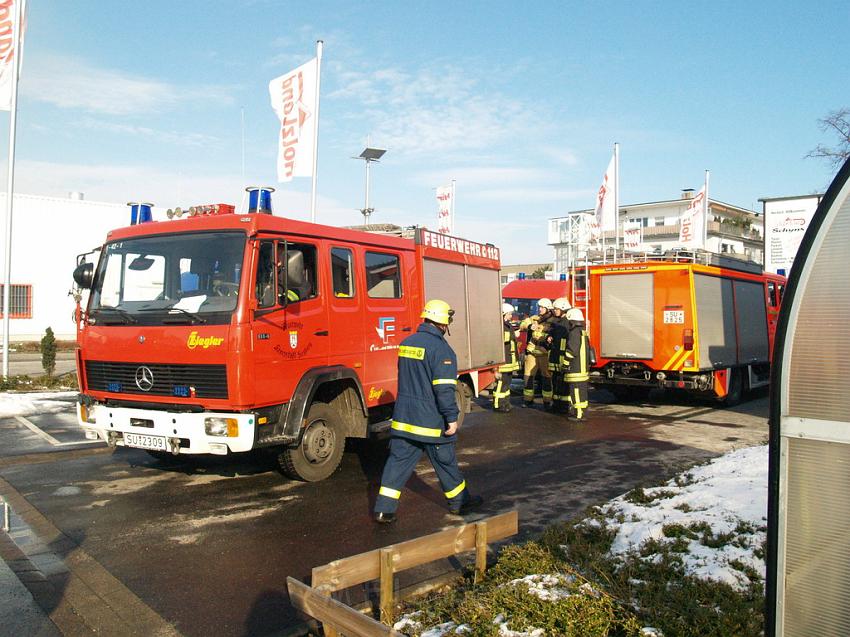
[138,335,145,344]
[135,366,155,392]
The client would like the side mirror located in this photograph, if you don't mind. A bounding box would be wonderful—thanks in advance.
[73,262,94,289]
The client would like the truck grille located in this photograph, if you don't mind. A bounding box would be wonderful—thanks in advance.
[84,361,228,399]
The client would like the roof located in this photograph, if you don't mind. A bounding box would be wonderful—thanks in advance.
[501,278,570,299]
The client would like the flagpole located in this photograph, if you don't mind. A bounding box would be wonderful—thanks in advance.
[614,142,620,261]
[450,178,456,234]
[703,169,710,250]
[309,40,323,223]
[2,0,23,379]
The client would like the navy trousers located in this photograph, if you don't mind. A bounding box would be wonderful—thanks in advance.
[374,437,469,514]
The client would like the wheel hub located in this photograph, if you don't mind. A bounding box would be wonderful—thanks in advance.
[302,422,335,463]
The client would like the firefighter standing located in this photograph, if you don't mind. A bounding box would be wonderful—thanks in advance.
[563,307,590,420]
[549,298,572,413]
[374,299,483,524]
[492,303,519,412]
[520,298,555,408]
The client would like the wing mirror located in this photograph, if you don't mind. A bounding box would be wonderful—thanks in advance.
[73,262,95,289]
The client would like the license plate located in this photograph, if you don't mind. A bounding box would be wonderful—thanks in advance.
[663,310,685,324]
[124,433,168,451]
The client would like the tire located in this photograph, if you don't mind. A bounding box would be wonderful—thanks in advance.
[455,383,470,428]
[278,402,345,482]
[718,368,743,407]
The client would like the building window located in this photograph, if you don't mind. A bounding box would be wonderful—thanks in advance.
[654,216,666,227]
[0,284,32,318]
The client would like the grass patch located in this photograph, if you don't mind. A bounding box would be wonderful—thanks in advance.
[0,373,78,392]
[623,487,676,505]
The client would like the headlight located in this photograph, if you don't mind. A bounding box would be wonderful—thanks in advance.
[204,417,238,437]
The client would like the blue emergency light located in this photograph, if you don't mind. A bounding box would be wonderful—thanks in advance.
[127,202,154,225]
[518,272,526,280]
[246,186,275,214]
[559,273,567,281]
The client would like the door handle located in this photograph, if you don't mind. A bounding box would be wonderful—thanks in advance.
[402,327,412,332]
[314,330,329,336]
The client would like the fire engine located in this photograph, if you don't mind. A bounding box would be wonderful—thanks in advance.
[501,276,569,319]
[570,250,785,404]
[71,191,504,481]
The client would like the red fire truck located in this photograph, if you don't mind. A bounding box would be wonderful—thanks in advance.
[574,251,785,404]
[72,197,504,481]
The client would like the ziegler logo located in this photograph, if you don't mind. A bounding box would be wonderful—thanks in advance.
[375,317,396,344]
[187,331,224,350]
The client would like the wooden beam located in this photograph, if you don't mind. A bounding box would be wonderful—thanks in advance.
[287,577,404,637]
[312,510,518,592]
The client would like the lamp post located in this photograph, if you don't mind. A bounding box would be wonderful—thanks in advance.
[355,147,386,223]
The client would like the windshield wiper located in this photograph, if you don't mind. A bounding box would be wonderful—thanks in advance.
[92,307,138,324]
[137,306,208,324]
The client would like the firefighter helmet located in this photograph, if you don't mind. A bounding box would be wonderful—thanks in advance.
[566,307,584,321]
[537,298,553,310]
[501,302,515,315]
[421,299,455,325]
[553,298,571,311]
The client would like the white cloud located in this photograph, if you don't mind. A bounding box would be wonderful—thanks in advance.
[22,56,234,116]
[468,187,595,203]
[76,119,223,148]
[416,167,556,188]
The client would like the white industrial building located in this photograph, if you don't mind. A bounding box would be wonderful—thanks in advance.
[0,193,133,341]
[549,190,764,275]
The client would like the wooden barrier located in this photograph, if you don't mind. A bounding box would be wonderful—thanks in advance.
[307,510,518,635]
[287,576,404,637]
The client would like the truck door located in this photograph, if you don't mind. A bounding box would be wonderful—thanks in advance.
[328,245,364,368]
[361,249,411,407]
[252,238,330,406]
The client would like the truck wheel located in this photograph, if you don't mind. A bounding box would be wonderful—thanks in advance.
[278,403,344,482]
[455,383,470,428]
[718,368,743,407]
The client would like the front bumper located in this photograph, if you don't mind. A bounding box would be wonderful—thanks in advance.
[77,402,256,455]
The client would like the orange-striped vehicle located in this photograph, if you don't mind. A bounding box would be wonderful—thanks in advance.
[571,250,785,404]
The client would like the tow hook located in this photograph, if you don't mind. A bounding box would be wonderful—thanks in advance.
[168,437,181,456]
[606,367,615,379]
[107,431,119,449]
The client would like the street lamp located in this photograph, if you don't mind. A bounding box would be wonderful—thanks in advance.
[355,146,386,223]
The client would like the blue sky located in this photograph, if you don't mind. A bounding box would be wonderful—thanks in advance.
[2,0,847,262]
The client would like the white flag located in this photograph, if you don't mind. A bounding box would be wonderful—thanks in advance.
[0,0,26,112]
[269,57,318,183]
[436,185,453,234]
[678,185,706,248]
[594,153,616,232]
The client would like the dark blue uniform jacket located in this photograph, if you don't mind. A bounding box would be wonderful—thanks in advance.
[390,322,459,443]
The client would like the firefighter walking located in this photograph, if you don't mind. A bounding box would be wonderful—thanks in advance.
[374,299,483,523]
[563,307,590,420]
[492,303,519,412]
[520,298,556,408]
[548,298,572,413]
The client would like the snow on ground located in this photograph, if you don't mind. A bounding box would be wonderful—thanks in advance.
[598,444,767,591]
[395,444,768,636]
[0,391,77,418]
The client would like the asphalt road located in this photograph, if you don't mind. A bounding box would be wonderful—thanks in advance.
[0,389,770,636]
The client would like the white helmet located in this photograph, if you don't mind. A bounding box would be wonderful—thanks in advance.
[553,297,571,312]
[537,298,553,310]
[566,307,584,321]
[501,302,515,315]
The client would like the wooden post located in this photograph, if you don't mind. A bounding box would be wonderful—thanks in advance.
[474,521,487,584]
[379,548,395,626]
[317,585,339,637]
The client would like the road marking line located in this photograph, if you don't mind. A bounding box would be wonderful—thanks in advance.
[14,415,99,447]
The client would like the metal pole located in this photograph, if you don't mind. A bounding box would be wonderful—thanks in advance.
[309,40,323,223]
[240,107,245,186]
[3,0,23,379]
[614,142,620,262]
[364,159,371,222]
[703,169,710,250]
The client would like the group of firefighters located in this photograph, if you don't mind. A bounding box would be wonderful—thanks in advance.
[492,297,590,419]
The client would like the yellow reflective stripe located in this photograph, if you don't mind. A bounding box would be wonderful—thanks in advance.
[399,346,425,360]
[432,378,457,386]
[391,421,443,438]
[379,486,401,499]
[445,480,466,499]
[566,373,589,381]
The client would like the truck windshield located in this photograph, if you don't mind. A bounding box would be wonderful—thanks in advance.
[89,231,246,325]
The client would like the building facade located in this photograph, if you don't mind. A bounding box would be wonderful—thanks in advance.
[499,263,553,285]
[0,193,134,341]
[549,190,764,275]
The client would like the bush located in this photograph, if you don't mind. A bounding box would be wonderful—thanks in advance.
[41,327,56,376]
